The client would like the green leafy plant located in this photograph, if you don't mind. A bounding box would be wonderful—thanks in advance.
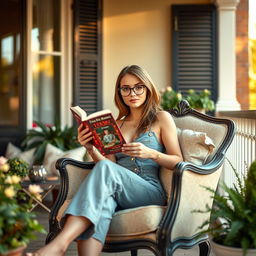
[21,120,80,164]
[0,156,46,254]
[185,89,215,111]
[160,87,183,110]
[195,159,256,255]
[7,158,29,178]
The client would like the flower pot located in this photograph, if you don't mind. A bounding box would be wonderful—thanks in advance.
[211,240,256,256]
[0,246,27,256]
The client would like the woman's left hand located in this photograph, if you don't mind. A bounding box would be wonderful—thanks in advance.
[122,142,154,159]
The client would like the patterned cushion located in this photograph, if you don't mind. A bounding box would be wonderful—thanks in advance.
[43,144,86,176]
[5,142,36,167]
[177,128,215,165]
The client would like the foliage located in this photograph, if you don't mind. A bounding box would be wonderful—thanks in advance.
[185,89,215,111]
[7,158,29,178]
[195,159,256,255]
[0,156,45,254]
[160,87,183,110]
[160,87,215,112]
[21,119,80,164]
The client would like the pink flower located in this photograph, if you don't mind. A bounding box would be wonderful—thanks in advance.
[0,156,8,165]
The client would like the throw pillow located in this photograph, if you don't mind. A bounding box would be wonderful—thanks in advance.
[5,142,36,167]
[177,128,215,165]
[43,144,86,176]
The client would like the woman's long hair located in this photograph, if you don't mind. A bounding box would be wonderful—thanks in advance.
[114,65,162,134]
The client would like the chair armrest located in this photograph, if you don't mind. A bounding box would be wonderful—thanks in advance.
[49,158,95,226]
[158,158,223,248]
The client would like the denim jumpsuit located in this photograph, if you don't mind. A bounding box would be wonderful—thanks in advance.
[64,130,166,244]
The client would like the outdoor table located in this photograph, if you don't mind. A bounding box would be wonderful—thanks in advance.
[21,177,59,213]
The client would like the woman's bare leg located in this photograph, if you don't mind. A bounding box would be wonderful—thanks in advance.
[77,238,103,256]
[26,215,92,256]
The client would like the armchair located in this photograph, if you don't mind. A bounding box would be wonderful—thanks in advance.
[46,100,235,256]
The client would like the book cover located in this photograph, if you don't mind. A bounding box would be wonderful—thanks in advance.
[70,106,126,155]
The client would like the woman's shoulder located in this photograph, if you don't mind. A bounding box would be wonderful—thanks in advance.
[156,110,173,121]
[155,111,176,130]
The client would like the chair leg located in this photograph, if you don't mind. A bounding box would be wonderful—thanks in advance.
[199,241,211,256]
[131,249,138,256]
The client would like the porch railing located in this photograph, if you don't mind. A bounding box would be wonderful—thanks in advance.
[218,110,256,188]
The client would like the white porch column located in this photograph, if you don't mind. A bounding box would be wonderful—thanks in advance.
[215,0,241,111]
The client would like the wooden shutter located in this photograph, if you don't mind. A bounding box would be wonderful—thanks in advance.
[172,5,217,101]
[73,0,102,114]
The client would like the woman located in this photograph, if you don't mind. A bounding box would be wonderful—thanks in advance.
[28,65,183,256]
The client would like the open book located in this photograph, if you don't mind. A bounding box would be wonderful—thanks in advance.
[70,106,126,155]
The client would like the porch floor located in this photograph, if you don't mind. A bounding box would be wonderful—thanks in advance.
[25,202,215,256]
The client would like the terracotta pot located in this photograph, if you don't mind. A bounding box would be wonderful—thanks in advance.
[211,240,256,256]
[0,246,27,256]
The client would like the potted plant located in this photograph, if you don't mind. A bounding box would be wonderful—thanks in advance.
[195,159,256,256]
[0,156,46,255]
[7,158,29,178]
[21,119,80,164]
[160,86,183,110]
[185,89,215,113]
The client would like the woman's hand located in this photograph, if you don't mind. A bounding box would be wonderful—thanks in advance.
[77,124,94,151]
[122,142,155,159]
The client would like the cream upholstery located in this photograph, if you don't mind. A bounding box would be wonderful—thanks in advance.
[170,166,222,239]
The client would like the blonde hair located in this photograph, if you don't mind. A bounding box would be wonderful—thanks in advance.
[114,65,161,134]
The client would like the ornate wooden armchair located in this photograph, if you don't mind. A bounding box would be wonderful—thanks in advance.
[46,100,235,256]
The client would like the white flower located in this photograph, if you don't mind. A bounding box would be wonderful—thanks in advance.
[5,176,13,184]
[4,187,16,198]
[28,184,43,195]
[5,175,21,184]
[177,93,182,100]
[166,86,172,92]
[12,175,21,184]
[0,163,10,172]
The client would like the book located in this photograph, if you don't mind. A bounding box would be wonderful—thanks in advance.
[70,106,126,155]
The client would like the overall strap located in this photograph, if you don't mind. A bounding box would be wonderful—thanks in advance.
[119,116,127,129]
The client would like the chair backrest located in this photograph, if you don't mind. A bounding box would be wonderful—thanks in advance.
[160,100,235,201]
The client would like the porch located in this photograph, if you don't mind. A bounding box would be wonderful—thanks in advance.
[25,110,255,256]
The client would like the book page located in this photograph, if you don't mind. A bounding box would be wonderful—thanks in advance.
[86,109,111,120]
[70,106,87,121]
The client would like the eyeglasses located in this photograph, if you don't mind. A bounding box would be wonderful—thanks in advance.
[119,85,146,97]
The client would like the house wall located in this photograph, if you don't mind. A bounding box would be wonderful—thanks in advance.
[103,0,212,116]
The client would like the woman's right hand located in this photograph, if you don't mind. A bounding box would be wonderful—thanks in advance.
[77,124,94,151]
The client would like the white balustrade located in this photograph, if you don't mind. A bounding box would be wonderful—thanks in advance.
[218,111,256,188]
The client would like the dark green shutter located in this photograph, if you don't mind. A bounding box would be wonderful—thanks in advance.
[73,0,102,114]
[172,5,217,101]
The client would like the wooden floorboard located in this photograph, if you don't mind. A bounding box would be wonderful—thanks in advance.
[25,202,214,256]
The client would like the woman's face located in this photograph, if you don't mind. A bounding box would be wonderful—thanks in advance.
[119,74,147,110]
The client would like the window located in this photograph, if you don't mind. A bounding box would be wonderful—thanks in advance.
[31,0,61,125]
